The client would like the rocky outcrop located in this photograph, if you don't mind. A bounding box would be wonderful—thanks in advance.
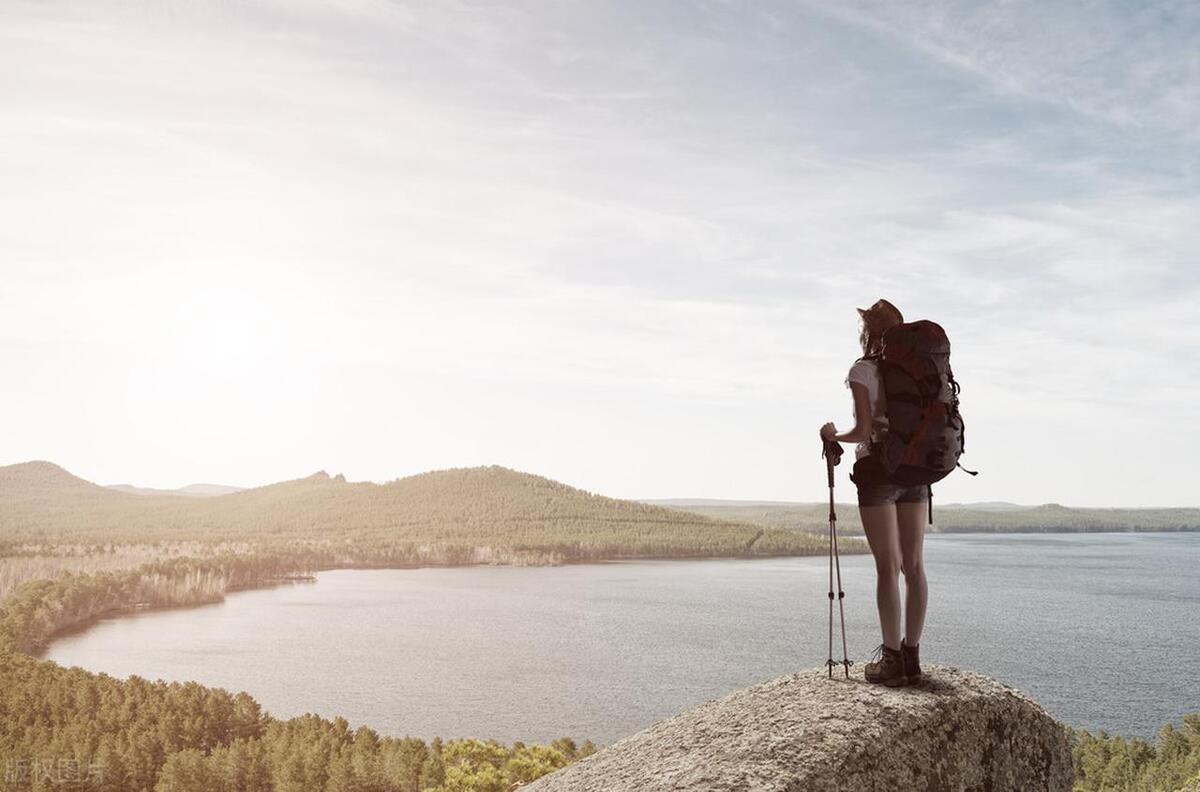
[526,665,1074,792]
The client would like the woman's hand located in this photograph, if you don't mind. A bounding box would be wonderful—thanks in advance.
[820,422,838,442]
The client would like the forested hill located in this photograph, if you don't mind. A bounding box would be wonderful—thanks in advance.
[0,461,841,560]
[655,499,1200,534]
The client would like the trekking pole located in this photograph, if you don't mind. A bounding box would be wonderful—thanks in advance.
[822,438,852,679]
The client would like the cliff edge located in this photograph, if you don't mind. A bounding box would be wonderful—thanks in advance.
[527,664,1074,792]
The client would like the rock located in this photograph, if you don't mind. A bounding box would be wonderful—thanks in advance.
[526,665,1074,792]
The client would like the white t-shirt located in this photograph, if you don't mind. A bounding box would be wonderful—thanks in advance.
[844,358,889,461]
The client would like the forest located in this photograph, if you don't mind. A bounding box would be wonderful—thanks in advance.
[1071,717,1200,792]
[1,643,595,791]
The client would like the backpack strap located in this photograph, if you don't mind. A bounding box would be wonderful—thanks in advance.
[953,382,979,476]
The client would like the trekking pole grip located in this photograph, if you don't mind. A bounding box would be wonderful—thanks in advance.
[821,439,842,488]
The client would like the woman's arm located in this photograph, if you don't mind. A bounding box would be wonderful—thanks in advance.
[822,382,872,444]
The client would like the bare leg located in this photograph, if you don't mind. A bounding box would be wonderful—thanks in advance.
[897,501,928,647]
[860,504,901,651]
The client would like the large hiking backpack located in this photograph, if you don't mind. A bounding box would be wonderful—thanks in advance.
[867,320,977,489]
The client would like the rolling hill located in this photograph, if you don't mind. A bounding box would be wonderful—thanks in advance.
[0,461,843,560]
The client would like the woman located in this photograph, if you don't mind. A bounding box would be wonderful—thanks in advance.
[819,298,925,687]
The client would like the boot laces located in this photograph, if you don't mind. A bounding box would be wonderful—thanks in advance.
[869,643,899,664]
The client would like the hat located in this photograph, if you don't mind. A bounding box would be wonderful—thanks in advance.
[857,298,903,330]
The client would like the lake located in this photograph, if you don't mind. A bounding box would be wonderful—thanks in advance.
[42,532,1200,745]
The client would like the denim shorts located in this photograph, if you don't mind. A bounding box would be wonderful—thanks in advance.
[851,455,930,507]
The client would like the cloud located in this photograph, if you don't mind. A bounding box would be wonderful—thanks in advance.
[803,0,1200,137]
[0,0,1196,504]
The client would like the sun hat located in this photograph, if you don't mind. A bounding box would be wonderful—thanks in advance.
[856,298,903,330]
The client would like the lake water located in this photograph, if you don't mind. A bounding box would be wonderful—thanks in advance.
[43,532,1200,745]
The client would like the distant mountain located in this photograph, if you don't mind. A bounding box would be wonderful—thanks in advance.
[657,499,1200,534]
[646,498,1034,511]
[108,482,243,498]
[0,462,242,505]
[0,461,835,560]
[642,498,802,508]
[179,483,243,497]
[0,460,117,500]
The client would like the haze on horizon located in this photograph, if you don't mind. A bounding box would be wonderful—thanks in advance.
[3,1,1198,508]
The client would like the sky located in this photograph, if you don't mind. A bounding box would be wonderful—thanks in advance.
[2,0,1198,507]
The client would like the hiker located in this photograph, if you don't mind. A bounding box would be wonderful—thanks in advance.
[819,298,924,687]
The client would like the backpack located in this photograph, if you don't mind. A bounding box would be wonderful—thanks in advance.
[865,320,978,492]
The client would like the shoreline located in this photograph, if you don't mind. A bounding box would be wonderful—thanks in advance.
[22,530,1194,667]
[25,535,1198,750]
[30,528,1192,659]
[26,549,863,658]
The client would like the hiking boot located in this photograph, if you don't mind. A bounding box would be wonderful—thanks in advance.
[901,639,922,686]
[864,643,906,687]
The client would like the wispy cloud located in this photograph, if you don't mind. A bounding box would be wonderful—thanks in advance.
[1,0,1196,505]
[804,0,1200,137]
